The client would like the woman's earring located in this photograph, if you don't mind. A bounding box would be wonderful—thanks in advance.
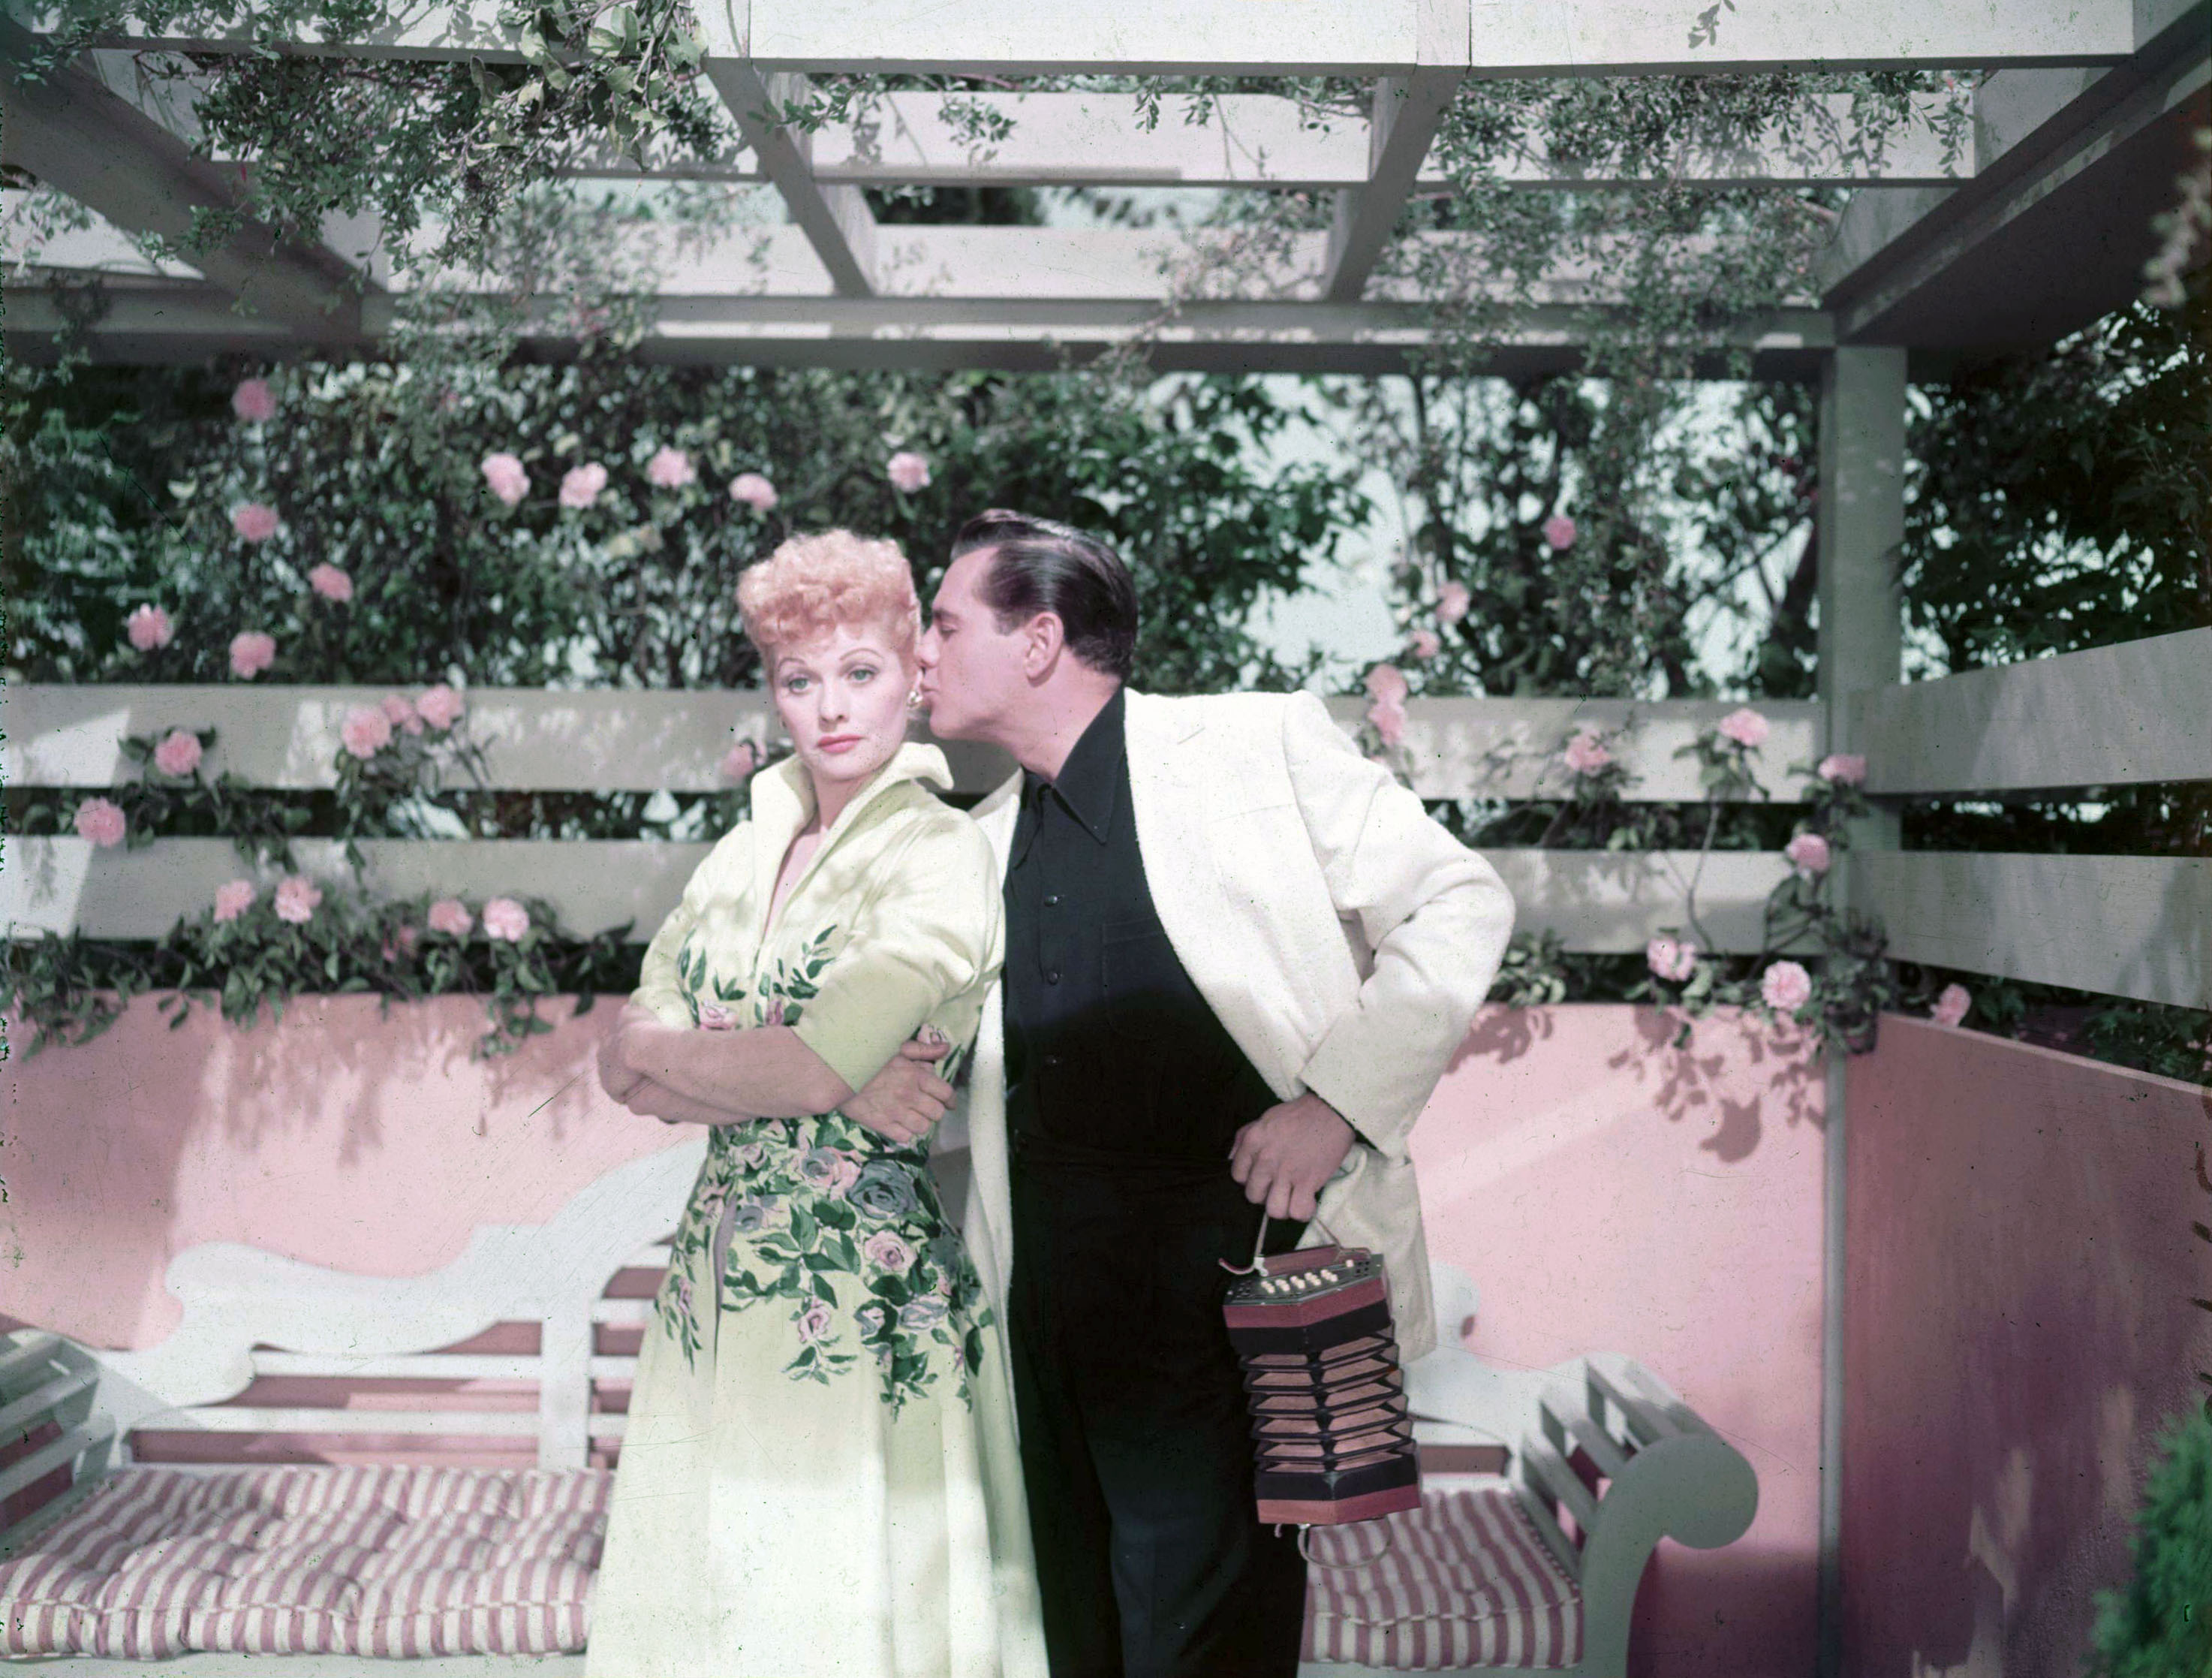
[907,686,925,710]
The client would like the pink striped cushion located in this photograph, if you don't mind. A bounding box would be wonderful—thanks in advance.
[0,1466,608,1658]
[1,1599,98,1655]
[1302,1488,1583,1670]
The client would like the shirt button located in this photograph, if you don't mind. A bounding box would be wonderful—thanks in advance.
[1044,1054,1062,1068]
[1044,894,1061,908]
[1046,970,1061,985]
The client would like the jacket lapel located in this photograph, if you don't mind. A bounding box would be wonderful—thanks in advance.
[1124,692,1297,1099]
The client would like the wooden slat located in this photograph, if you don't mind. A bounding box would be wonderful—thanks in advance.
[164,1407,535,1435]
[248,1352,540,1381]
[591,1300,653,1327]
[1854,851,2210,1008]
[1852,628,2212,795]
[0,1419,112,1504]
[0,1333,65,1390]
[3,835,1797,950]
[0,1368,98,1445]
[2,685,1816,802]
[1519,1434,1600,1535]
[802,91,1976,188]
[741,0,2136,74]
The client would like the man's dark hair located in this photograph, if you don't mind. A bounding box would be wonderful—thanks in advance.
[948,509,1139,682]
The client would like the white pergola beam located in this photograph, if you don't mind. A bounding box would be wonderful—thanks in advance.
[741,0,2138,74]
[0,25,372,339]
[45,0,2141,71]
[1327,68,1467,301]
[1,272,1839,374]
[702,62,875,295]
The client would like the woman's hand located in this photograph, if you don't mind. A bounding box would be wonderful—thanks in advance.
[597,1002,662,1106]
[844,1027,955,1147]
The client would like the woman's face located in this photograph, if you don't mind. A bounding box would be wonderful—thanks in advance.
[767,619,916,800]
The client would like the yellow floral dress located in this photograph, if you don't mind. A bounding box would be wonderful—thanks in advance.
[585,743,1046,1678]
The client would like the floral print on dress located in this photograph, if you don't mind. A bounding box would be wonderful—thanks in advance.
[655,925,989,1414]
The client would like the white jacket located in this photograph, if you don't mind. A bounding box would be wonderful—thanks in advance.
[951,688,1516,1366]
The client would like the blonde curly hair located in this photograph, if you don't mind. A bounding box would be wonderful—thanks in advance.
[736,529,922,662]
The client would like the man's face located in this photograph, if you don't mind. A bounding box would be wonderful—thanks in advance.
[916,547,1034,743]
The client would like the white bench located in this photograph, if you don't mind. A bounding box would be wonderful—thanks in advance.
[2,1144,1754,1676]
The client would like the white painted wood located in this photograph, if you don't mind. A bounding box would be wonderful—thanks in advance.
[2,685,1814,800]
[0,20,370,340]
[83,1140,703,1469]
[1326,68,1467,302]
[800,91,1977,188]
[705,65,877,296]
[2,834,1798,952]
[0,1367,98,1443]
[0,1331,66,1389]
[740,0,2135,73]
[0,1418,114,1504]
[248,1352,542,1381]
[1853,851,2210,1009]
[1852,628,2212,795]
[157,1407,537,1435]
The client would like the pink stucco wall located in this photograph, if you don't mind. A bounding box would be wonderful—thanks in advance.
[4,998,1826,1675]
[1842,1017,2212,1678]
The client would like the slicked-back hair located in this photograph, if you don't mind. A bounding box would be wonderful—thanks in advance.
[948,510,1139,682]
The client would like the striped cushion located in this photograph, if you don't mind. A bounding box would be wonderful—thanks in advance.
[1302,1488,1583,1670]
[0,1466,608,1659]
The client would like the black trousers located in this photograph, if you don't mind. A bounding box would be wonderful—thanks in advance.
[1007,1147,1309,1678]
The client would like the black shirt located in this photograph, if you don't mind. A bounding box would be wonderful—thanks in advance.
[1003,688,1281,1165]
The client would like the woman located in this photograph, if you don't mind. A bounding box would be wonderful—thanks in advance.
[585,530,1046,1678]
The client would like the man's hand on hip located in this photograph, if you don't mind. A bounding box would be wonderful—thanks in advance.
[1229,1091,1357,1222]
[844,1027,956,1147]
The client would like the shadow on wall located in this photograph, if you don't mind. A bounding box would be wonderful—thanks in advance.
[1452,1003,1825,1165]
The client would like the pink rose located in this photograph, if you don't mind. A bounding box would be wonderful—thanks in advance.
[697,1002,740,1030]
[727,471,778,512]
[886,450,931,493]
[125,604,173,652]
[480,451,529,507]
[721,740,759,781]
[230,502,281,543]
[1434,581,1470,626]
[1542,514,1576,551]
[1785,831,1832,876]
[1563,730,1612,775]
[272,875,322,924]
[481,896,530,942]
[1362,662,1410,705]
[340,706,393,760]
[427,898,474,938]
[558,462,608,510]
[416,683,465,731]
[74,797,126,848]
[230,378,276,423]
[212,880,257,923]
[646,446,696,490]
[1717,706,1770,749]
[796,1300,835,1345]
[152,729,203,778]
[229,631,276,678]
[1367,693,1407,749]
[862,1231,916,1274]
[384,923,420,962]
[1645,935,1698,983]
[381,692,423,735]
[1407,628,1442,661]
[1817,753,1867,786]
[308,563,353,603]
[1931,983,1972,1029]
[1760,960,1813,1014]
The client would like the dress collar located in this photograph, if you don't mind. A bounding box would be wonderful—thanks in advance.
[748,740,955,905]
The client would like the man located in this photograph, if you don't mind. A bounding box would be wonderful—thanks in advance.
[904,510,1515,1678]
